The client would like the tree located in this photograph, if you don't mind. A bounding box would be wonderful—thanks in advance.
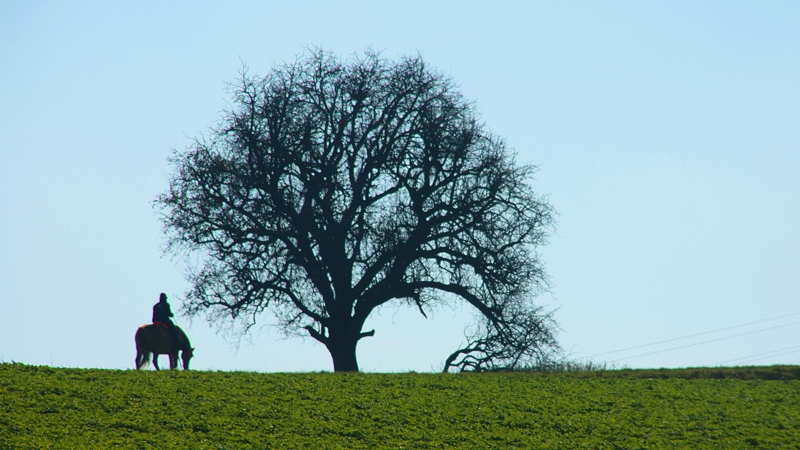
[156,48,558,372]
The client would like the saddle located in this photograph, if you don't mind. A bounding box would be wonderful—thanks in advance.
[152,322,187,351]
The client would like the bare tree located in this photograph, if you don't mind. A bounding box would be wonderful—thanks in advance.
[156,48,557,372]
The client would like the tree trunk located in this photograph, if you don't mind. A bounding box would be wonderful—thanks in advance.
[326,335,360,372]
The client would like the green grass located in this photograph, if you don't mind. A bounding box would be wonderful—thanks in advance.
[1,363,799,449]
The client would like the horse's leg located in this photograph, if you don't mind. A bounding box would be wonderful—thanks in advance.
[153,354,160,371]
[136,351,143,370]
[169,352,178,370]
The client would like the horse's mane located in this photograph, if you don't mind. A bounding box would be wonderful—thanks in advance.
[175,325,192,349]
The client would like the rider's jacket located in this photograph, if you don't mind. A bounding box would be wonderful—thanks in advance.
[152,301,174,325]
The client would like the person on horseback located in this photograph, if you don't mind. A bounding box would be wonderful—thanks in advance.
[152,293,185,351]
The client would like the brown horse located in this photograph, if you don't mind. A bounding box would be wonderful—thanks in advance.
[135,324,194,370]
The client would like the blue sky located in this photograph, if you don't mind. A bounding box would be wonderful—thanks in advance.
[1,1,798,372]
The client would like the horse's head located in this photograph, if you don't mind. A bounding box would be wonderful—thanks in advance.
[181,347,195,370]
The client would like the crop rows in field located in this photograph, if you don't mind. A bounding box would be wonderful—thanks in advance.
[1,364,799,448]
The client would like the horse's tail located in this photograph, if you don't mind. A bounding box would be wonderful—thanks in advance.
[135,326,151,370]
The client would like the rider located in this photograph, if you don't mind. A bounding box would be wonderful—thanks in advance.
[152,293,185,351]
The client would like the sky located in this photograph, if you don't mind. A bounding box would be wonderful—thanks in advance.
[1,1,798,372]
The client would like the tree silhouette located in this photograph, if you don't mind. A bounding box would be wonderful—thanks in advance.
[156,49,558,372]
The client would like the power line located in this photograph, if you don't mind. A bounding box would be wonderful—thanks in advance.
[607,320,800,363]
[716,345,800,366]
[583,311,800,359]
[731,349,800,365]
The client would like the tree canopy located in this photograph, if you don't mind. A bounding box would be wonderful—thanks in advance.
[156,49,558,372]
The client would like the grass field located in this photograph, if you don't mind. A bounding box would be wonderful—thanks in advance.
[1,363,799,448]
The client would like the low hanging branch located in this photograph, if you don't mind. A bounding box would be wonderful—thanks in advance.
[443,299,560,373]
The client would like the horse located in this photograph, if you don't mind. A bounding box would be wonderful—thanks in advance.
[135,323,194,370]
